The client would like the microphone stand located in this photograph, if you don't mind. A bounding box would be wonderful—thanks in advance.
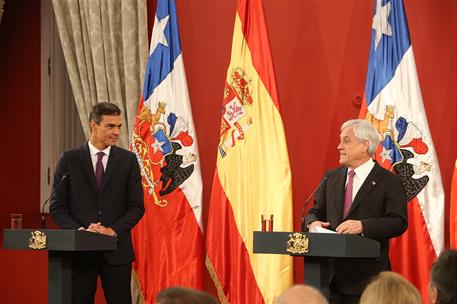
[41,172,69,228]
[300,176,328,231]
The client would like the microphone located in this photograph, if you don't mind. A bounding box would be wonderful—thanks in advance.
[41,172,69,228]
[301,175,328,232]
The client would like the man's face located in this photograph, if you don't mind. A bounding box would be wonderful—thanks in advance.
[90,115,122,149]
[338,126,369,168]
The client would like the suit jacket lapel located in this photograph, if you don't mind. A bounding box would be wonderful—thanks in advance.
[346,162,380,218]
[78,144,98,194]
[101,146,119,193]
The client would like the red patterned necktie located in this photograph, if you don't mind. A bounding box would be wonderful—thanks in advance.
[343,169,355,218]
[95,152,105,190]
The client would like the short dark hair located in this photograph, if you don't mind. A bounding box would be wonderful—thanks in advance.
[89,102,121,124]
[431,249,457,304]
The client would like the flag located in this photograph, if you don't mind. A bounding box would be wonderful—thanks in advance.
[205,0,293,303]
[360,0,444,301]
[451,159,457,249]
[130,0,204,302]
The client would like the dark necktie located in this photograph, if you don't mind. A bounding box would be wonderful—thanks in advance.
[343,169,355,218]
[95,152,105,190]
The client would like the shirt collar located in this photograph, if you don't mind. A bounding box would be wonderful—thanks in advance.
[88,140,111,157]
[349,158,375,179]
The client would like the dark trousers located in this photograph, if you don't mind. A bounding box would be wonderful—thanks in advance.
[329,280,360,304]
[329,293,360,304]
[71,252,132,304]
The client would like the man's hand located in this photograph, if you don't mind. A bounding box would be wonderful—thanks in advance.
[308,221,330,231]
[87,222,117,237]
[336,220,363,234]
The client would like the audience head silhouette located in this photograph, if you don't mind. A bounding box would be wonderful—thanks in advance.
[277,284,328,304]
[430,249,457,304]
[360,271,422,304]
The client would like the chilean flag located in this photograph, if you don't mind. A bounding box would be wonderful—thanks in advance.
[359,0,444,301]
[130,0,204,302]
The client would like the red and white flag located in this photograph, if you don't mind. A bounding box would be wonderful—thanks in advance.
[130,0,204,302]
[360,0,444,301]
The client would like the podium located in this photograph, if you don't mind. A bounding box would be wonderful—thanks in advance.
[253,231,380,298]
[3,229,116,304]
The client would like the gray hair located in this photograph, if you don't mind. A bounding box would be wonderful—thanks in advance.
[341,119,380,157]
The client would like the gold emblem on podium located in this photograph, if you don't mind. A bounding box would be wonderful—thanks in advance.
[29,231,47,249]
[286,232,309,254]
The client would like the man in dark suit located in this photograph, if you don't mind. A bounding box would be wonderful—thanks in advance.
[50,102,144,304]
[305,119,408,304]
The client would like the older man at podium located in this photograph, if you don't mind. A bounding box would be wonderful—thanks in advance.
[305,119,408,304]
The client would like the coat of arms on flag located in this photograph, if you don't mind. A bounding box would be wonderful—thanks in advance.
[219,68,254,158]
[132,101,197,206]
[366,109,432,201]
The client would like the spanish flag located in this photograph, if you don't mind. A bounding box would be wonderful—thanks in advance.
[205,0,293,303]
[451,159,457,249]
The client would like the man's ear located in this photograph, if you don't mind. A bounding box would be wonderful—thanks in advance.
[361,140,370,153]
[90,120,97,133]
[429,285,438,304]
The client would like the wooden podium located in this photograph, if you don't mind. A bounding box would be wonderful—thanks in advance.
[253,231,380,298]
[3,229,116,304]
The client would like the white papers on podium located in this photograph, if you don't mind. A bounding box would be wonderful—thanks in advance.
[309,226,336,234]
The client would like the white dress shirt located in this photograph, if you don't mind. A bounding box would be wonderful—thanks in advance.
[88,141,111,173]
[346,159,375,201]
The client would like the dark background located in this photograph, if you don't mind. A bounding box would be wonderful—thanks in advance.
[0,0,455,302]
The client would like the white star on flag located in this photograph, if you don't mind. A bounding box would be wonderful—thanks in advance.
[151,138,165,153]
[372,0,392,49]
[150,15,170,52]
[379,146,393,163]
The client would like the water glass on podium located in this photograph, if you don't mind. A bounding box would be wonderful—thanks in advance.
[10,214,22,229]
[261,214,274,232]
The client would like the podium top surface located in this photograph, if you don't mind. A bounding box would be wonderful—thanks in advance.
[3,229,117,252]
[253,231,380,258]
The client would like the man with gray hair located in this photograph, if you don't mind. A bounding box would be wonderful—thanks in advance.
[305,119,408,304]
